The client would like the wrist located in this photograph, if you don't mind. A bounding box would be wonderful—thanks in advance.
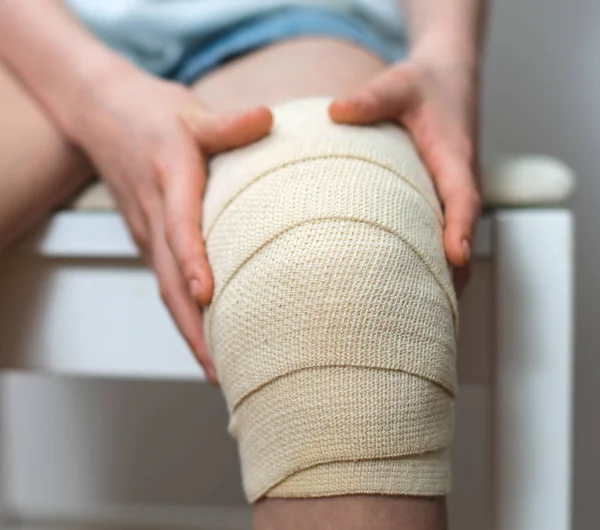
[408,32,481,75]
[0,0,140,141]
[60,53,142,141]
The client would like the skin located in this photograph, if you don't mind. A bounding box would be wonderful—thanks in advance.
[0,1,485,528]
[0,0,484,374]
[330,0,486,292]
[254,495,447,530]
[0,61,93,250]
[0,37,448,529]
[0,0,274,381]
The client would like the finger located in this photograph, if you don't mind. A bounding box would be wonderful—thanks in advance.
[160,142,214,306]
[404,108,480,268]
[181,106,273,155]
[153,229,218,383]
[433,156,481,268]
[329,66,418,124]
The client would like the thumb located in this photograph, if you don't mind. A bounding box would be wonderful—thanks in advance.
[181,106,273,154]
[329,66,418,125]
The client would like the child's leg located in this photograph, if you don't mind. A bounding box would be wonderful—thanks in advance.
[0,36,452,528]
[254,495,447,530]
[0,62,93,250]
[191,37,388,112]
[192,40,455,530]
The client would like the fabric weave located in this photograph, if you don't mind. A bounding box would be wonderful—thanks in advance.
[203,98,457,501]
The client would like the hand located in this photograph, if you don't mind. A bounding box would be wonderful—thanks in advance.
[329,55,481,294]
[67,68,273,382]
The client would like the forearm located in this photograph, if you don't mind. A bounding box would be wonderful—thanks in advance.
[399,0,486,69]
[0,0,135,136]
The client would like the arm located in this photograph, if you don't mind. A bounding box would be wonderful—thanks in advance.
[0,1,273,381]
[399,0,486,69]
[0,0,132,135]
[331,0,486,292]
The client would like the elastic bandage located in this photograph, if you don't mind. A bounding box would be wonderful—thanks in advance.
[203,98,458,502]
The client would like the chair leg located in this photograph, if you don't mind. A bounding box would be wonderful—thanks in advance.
[0,374,7,524]
[493,210,574,530]
[0,374,19,528]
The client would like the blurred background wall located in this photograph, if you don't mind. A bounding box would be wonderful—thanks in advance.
[482,1,598,527]
[1,0,598,527]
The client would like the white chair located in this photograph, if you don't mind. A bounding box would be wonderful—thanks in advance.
[0,156,575,530]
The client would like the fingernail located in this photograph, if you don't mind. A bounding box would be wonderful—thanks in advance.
[189,279,202,300]
[461,239,471,262]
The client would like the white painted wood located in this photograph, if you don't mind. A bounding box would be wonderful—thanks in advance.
[0,377,7,524]
[3,504,252,530]
[0,255,205,380]
[0,261,493,381]
[22,213,138,259]
[0,384,3,520]
[5,506,251,529]
[0,208,573,529]
[0,381,489,530]
[482,156,575,207]
[494,210,574,530]
[19,211,495,260]
[0,210,495,527]
[0,374,245,523]
[0,216,492,380]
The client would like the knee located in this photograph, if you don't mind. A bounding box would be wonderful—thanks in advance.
[202,98,458,502]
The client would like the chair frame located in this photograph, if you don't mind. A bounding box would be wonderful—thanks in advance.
[0,206,573,530]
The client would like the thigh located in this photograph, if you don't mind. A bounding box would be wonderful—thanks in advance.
[191,37,387,112]
[0,61,92,250]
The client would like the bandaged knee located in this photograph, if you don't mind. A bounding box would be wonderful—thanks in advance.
[202,98,458,502]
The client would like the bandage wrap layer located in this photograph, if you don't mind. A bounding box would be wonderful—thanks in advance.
[203,98,458,502]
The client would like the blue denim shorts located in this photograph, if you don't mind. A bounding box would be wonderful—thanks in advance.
[167,7,407,84]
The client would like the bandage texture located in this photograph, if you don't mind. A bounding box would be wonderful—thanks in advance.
[203,98,458,502]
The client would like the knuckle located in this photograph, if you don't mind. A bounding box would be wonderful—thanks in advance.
[136,146,163,176]
[149,147,169,171]
[390,64,416,85]
[149,156,171,189]
[360,85,379,102]
[179,250,204,279]
[150,147,186,187]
